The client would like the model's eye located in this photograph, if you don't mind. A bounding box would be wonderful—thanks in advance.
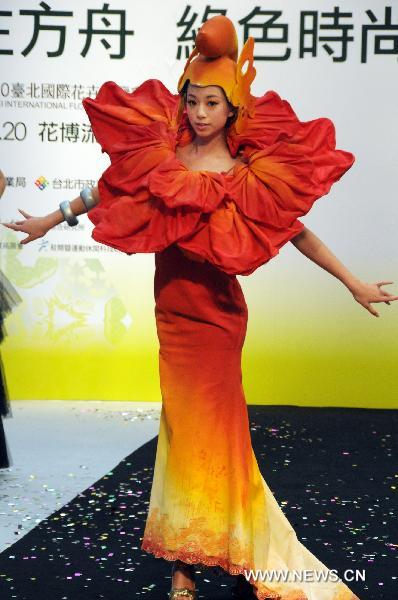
[187,100,196,106]
[208,101,218,106]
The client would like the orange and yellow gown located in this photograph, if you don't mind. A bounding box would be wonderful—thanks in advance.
[82,79,359,600]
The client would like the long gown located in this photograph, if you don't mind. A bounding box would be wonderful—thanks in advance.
[82,80,359,599]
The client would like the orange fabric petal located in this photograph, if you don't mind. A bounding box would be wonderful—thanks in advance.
[148,158,226,212]
[228,127,354,227]
[177,201,305,276]
[92,184,204,254]
[82,79,180,158]
[228,90,328,155]
[83,81,204,254]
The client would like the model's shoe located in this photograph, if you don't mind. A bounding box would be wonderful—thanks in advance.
[168,587,197,599]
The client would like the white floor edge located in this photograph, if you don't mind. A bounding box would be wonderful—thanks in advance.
[0,400,161,553]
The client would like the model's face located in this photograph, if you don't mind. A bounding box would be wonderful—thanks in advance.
[185,84,234,138]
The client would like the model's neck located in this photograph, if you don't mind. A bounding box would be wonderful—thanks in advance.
[191,130,229,154]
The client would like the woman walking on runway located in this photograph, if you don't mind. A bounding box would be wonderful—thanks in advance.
[5,15,397,600]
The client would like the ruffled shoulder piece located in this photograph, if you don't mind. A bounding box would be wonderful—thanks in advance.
[82,79,197,252]
[227,91,304,154]
[82,79,180,155]
[83,79,355,275]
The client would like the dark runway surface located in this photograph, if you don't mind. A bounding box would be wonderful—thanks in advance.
[0,405,396,600]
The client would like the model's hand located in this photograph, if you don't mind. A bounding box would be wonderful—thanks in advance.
[351,280,398,317]
[2,209,51,244]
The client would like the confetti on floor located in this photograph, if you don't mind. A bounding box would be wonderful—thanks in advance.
[0,404,396,599]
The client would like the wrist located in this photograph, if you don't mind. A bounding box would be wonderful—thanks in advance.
[44,209,64,229]
[343,277,364,295]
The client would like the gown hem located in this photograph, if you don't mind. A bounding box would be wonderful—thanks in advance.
[141,539,360,600]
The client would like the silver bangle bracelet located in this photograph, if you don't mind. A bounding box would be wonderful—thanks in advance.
[80,186,96,211]
[59,200,79,226]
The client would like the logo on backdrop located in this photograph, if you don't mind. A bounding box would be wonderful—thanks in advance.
[34,175,49,190]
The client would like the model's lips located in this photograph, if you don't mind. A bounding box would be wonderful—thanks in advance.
[195,123,210,128]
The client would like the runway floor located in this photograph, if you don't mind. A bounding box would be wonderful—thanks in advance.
[0,402,396,599]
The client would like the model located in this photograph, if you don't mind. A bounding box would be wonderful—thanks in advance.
[5,15,397,600]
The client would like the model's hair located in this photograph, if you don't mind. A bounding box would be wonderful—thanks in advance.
[225,103,238,127]
[181,80,238,129]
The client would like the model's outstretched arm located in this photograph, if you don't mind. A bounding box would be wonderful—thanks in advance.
[290,226,398,317]
[2,186,100,244]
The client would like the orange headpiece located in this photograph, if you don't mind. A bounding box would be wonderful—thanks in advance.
[177,16,256,134]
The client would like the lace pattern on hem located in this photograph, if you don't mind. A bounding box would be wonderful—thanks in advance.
[141,540,361,600]
[142,539,301,599]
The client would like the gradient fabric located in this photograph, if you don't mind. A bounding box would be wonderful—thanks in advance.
[139,245,359,599]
